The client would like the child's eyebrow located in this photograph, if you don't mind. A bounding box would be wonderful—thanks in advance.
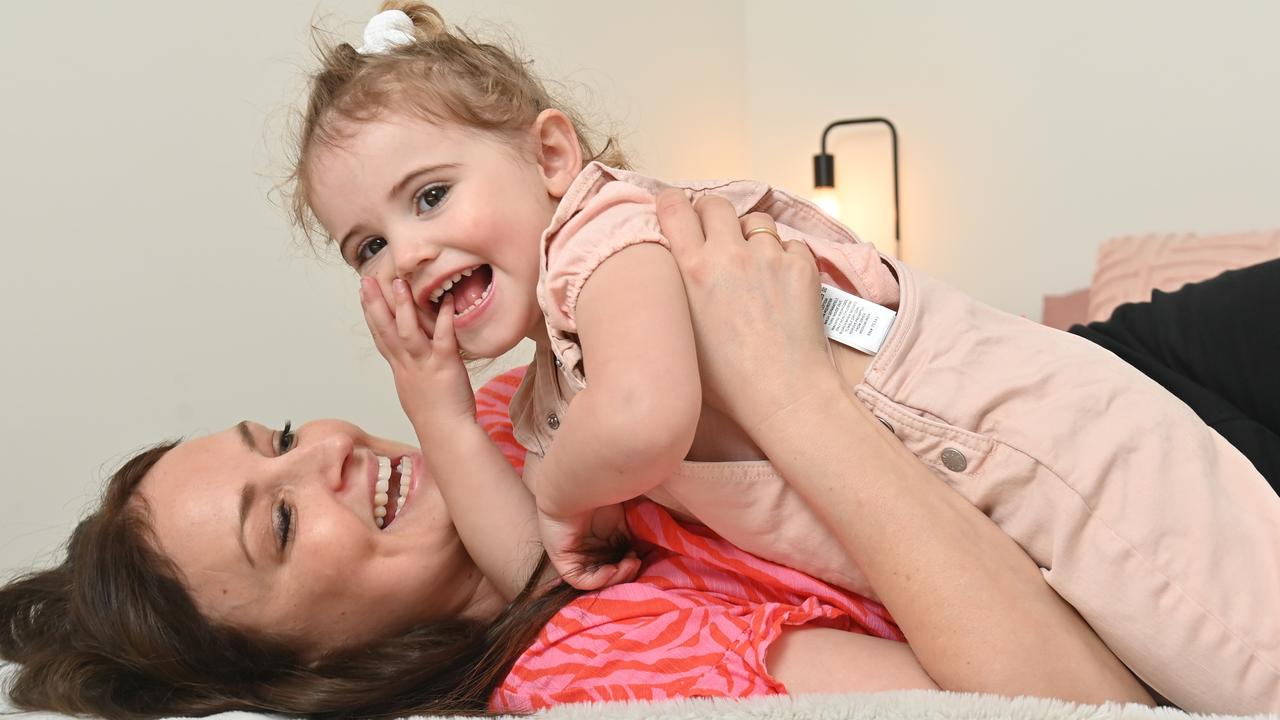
[388,162,458,201]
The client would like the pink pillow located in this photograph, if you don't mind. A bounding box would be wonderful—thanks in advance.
[1087,229,1280,322]
[1041,287,1091,330]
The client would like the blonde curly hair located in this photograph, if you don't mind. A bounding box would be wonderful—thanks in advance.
[288,1,628,244]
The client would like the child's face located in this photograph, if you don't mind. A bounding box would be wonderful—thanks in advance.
[307,112,573,358]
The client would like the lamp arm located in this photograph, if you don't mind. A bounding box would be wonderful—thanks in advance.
[818,117,900,253]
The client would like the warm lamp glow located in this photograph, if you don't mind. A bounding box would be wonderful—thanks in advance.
[812,187,840,219]
[812,117,900,258]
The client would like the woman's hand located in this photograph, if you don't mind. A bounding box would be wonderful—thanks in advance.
[359,277,475,435]
[655,190,841,434]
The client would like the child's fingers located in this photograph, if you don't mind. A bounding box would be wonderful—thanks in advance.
[432,294,458,355]
[359,278,397,357]
[612,554,641,585]
[563,562,614,591]
[391,278,428,354]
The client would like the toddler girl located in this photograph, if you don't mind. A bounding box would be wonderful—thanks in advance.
[291,3,1280,712]
[298,2,890,598]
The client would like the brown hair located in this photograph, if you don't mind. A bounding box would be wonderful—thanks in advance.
[288,0,629,244]
[0,441,586,718]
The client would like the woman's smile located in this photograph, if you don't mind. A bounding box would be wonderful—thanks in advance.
[369,452,422,530]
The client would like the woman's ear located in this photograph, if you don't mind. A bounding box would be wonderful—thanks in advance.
[531,109,583,199]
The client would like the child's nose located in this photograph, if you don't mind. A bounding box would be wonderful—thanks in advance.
[389,231,439,280]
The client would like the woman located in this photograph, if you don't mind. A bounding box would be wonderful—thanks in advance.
[0,200,1152,718]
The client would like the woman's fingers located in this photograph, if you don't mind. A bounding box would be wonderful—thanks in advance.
[693,195,743,249]
[740,212,784,257]
[655,188,705,269]
[783,232,820,268]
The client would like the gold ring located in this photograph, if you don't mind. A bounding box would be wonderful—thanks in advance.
[744,226,782,242]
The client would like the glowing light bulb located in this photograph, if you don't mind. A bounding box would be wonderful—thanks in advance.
[812,187,840,219]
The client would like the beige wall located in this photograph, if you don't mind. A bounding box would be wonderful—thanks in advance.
[0,1,746,576]
[2,1,1278,579]
[742,1,1280,317]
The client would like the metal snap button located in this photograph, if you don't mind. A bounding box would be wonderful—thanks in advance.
[553,356,563,368]
[546,412,560,430]
[940,447,967,472]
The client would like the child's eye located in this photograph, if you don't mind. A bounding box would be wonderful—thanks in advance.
[353,237,387,267]
[414,183,450,215]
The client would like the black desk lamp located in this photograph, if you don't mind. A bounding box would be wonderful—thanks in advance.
[813,117,900,257]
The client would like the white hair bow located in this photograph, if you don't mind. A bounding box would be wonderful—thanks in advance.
[357,9,416,55]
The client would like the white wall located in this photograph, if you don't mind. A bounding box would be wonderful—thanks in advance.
[3,1,1279,581]
[743,1,1280,317]
[0,1,746,577]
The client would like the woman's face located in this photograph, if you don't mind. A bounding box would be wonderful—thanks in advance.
[138,419,497,655]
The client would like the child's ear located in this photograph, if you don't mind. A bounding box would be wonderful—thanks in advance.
[531,109,583,199]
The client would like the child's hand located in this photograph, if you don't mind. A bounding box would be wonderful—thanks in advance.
[360,277,475,433]
[538,504,640,591]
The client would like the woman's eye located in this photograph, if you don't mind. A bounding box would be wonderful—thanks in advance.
[274,502,295,551]
[354,237,387,267]
[275,421,296,455]
[414,184,449,215]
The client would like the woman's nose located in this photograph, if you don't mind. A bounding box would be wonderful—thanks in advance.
[294,434,355,493]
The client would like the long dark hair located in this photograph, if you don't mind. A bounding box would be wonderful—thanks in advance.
[0,442,582,718]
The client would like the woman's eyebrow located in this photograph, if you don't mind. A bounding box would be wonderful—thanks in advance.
[238,485,257,568]
[236,421,264,456]
[234,421,261,567]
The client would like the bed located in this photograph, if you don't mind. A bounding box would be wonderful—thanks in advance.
[150,689,1277,720]
[8,230,1279,720]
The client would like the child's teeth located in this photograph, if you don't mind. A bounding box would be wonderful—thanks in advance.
[454,282,493,317]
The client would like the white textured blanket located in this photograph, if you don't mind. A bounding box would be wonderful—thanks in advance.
[157,690,1277,720]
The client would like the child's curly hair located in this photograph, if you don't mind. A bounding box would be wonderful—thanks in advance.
[287,0,628,245]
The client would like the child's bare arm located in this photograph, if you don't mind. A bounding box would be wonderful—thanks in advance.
[533,243,702,585]
[360,278,542,600]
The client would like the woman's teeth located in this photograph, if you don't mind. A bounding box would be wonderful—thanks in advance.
[427,267,476,305]
[373,456,412,528]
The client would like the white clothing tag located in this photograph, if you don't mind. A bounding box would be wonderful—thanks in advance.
[819,283,896,355]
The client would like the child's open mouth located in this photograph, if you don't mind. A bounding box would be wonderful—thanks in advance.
[427,264,494,322]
